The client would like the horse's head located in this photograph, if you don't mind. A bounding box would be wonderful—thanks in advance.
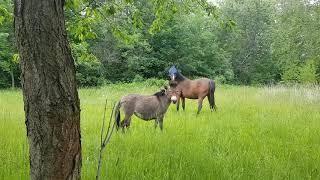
[168,65,178,81]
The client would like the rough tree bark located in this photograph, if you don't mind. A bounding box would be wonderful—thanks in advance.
[14,0,81,179]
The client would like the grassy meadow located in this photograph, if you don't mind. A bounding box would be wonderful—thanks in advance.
[0,83,320,179]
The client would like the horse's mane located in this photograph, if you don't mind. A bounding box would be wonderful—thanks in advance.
[175,71,187,81]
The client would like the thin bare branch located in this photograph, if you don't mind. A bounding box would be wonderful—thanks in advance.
[96,102,117,180]
[100,99,108,146]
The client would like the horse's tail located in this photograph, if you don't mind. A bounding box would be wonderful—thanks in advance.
[115,101,121,130]
[208,80,217,111]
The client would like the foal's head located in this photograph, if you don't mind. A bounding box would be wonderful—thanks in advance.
[167,84,181,104]
[154,86,171,99]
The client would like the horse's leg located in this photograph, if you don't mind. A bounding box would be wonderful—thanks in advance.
[197,97,205,114]
[182,97,186,111]
[176,98,180,111]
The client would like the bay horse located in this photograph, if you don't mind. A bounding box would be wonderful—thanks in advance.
[168,65,216,114]
[115,86,178,130]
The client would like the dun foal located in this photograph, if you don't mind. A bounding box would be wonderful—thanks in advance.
[115,87,177,130]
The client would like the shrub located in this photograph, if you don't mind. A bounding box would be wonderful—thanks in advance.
[133,74,144,82]
[299,60,317,84]
[282,64,300,83]
[144,78,167,87]
[214,75,227,84]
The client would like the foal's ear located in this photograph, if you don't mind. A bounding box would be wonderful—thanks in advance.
[169,80,178,87]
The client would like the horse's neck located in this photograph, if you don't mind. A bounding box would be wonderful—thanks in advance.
[178,79,192,87]
[176,73,188,82]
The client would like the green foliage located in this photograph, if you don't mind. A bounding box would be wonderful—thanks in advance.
[71,42,104,87]
[132,74,144,82]
[220,0,278,85]
[214,75,227,84]
[144,78,167,87]
[299,60,318,84]
[272,0,320,84]
[0,0,19,88]
[149,13,233,80]
[282,64,301,83]
[0,1,12,25]
[1,0,320,88]
[282,59,318,84]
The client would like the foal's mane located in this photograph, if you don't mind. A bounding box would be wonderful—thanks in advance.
[153,90,165,97]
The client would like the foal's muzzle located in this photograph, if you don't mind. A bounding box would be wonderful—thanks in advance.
[171,96,177,104]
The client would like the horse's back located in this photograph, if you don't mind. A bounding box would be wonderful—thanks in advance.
[179,78,212,99]
[193,78,211,86]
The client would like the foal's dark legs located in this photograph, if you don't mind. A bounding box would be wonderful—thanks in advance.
[156,116,164,130]
[121,115,132,132]
[197,97,204,114]
[154,119,158,129]
[124,117,131,128]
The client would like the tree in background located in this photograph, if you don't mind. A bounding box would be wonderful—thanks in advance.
[150,12,233,81]
[219,0,279,85]
[2,0,319,90]
[0,0,19,88]
[272,0,320,83]
[87,0,230,82]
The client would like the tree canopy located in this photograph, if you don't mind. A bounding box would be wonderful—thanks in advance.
[1,0,319,88]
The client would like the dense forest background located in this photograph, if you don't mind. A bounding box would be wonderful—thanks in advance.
[0,0,319,88]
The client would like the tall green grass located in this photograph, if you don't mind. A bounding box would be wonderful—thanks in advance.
[0,84,319,179]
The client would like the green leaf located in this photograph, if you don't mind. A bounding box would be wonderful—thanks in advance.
[12,54,20,64]
[106,5,116,15]
[0,16,4,25]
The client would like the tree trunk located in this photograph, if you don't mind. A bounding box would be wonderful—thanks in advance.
[10,68,15,89]
[14,0,81,179]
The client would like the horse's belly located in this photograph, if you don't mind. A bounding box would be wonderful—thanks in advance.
[187,96,198,99]
[182,91,199,99]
